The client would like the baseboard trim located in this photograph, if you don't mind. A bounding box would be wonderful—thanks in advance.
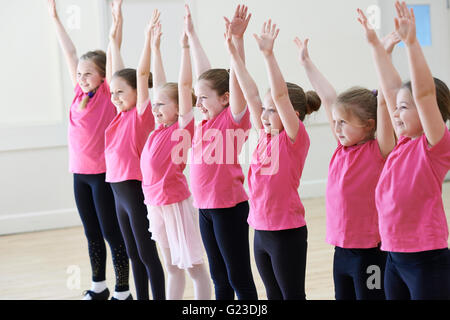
[0,208,81,236]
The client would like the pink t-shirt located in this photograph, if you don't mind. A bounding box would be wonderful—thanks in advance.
[141,117,195,206]
[326,139,385,248]
[247,120,309,231]
[189,107,251,209]
[375,129,450,252]
[104,101,154,183]
[68,81,117,174]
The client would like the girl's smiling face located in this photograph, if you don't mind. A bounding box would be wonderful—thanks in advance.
[194,79,229,120]
[152,89,179,126]
[77,59,104,93]
[393,88,423,138]
[110,76,137,112]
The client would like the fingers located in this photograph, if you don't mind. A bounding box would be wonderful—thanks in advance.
[151,9,161,25]
[293,37,309,52]
[245,12,252,25]
[394,1,403,19]
[394,17,400,32]
[223,16,231,28]
[356,8,369,29]
[185,3,191,17]
[261,21,267,35]
[234,4,248,19]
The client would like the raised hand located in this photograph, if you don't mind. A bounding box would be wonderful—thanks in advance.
[47,0,58,19]
[381,31,401,55]
[109,10,120,41]
[184,4,195,37]
[111,0,123,21]
[357,8,379,45]
[224,24,238,56]
[293,37,310,66]
[394,1,416,45]
[224,5,251,39]
[146,9,160,36]
[254,20,279,57]
[180,31,188,48]
[151,22,162,50]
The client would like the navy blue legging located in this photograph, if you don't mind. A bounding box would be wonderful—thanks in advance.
[254,226,308,300]
[333,246,386,300]
[110,180,166,300]
[384,248,450,300]
[199,201,258,300]
[73,173,129,292]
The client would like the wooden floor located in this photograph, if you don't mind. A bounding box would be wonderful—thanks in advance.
[1,182,449,300]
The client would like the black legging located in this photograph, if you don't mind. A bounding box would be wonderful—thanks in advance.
[199,201,257,300]
[254,226,308,300]
[110,180,166,300]
[73,173,129,292]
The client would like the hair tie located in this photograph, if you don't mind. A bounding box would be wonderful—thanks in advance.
[371,89,378,97]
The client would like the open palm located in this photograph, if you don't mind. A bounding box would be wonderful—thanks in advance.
[293,37,310,65]
[394,1,416,45]
[224,5,251,39]
[254,20,279,56]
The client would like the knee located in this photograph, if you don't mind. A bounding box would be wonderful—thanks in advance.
[165,262,184,277]
[187,263,209,281]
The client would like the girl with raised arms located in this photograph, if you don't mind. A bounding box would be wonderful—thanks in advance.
[105,7,166,300]
[47,0,129,300]
[225,17,321,299]
[358,2,450,299]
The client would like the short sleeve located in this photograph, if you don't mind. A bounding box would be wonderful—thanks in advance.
[286,119,309,148]
[427,129,450,175]
[179,110,194,129]
[135,101,155,151]
[227,106,251,130]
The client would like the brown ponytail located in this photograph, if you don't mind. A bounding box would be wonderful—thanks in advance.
[285,82,321,121]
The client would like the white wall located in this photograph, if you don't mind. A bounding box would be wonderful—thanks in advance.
[0,0,107,235]
[0,0,448,235]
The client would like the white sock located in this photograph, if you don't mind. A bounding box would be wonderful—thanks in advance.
[91,280,107,293]
[113,290,131,300]
[83,281,107,300]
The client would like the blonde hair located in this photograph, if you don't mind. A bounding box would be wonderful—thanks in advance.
[77,50,106,111]
[160,82,196,107]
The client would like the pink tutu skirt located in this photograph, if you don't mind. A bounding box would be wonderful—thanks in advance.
[147,196,205,269]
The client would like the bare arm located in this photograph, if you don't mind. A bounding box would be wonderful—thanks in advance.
[48,0,78,87]
[294,37,337,142]
[179,32,193,117]
[109,13,125,77]
[151,21,166,92]
[376,31,401,157]
[225,25,262,130]
[225,5,252,116]
[357,9,402,128]
[106,0,123,84]
[137,10,160,114]
[395,2,446,145]
[184,4,211,79]
[256,20,299,141]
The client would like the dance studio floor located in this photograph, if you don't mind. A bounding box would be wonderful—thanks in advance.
[1,182,449,300]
